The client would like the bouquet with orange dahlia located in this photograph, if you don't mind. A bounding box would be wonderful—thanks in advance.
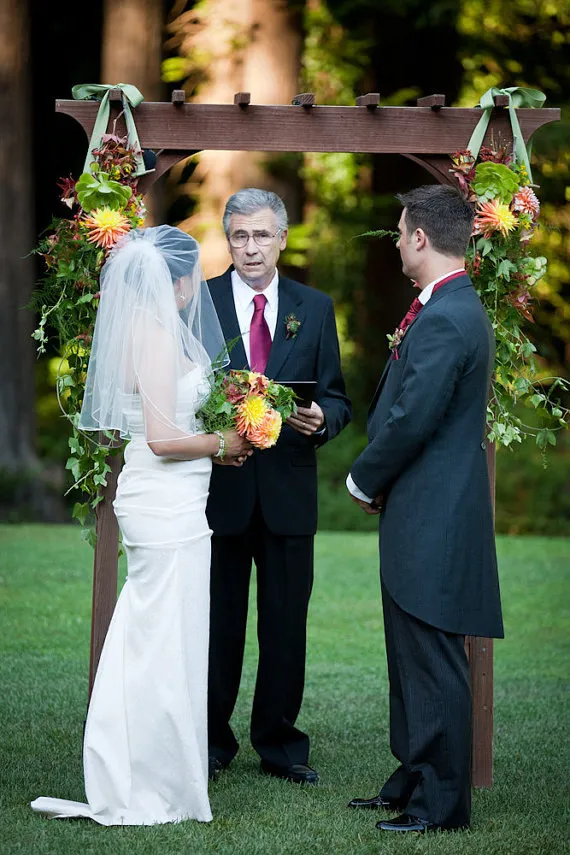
[198,370,297,450]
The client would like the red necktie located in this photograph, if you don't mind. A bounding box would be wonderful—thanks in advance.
[249,293,272,373]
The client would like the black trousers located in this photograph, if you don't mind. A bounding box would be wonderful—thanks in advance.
[208,505,314,767]
[380,582,472,829]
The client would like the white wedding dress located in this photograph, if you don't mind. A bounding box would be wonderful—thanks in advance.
[32,370,213,825]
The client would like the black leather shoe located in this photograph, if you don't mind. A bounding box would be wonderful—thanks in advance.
[208,756,227,781]
[376,813,438,833]
[348,793,404,811]
[260,760,319,784]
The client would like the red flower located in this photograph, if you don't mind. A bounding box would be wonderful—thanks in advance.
[224,383,245,404]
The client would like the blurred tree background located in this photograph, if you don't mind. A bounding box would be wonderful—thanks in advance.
[1,0,568,532]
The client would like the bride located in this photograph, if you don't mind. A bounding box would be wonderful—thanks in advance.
[31,225,251,825]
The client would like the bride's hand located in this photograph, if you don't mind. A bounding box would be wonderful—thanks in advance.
[212,430,253,466]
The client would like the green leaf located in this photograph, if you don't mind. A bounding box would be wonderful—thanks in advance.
[72,502,90,526]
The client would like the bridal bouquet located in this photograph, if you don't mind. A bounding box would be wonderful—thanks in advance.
[198,370,297,450]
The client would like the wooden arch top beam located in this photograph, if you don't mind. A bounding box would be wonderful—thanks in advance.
[56,98,559,156]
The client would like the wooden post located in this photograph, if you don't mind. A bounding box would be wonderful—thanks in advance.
[88,451,122,696]
[467,442,497,787]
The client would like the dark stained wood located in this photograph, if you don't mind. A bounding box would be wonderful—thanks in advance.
[56,100,559,154]
[64,93,559,778]
[171,89,185,105]
[356,92,380,109]
[467,635,494,788]
[88,451,122,696]
[292,93,315,107]
[234,92,251,106]
[109,88,123,103]
[493,94,510,107]
[417,94,446,109]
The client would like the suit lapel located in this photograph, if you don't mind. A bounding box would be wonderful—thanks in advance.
[368,276,474,415]
[264,276,305,379]
[209,267,249,369]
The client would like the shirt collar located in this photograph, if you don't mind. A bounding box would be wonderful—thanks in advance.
[418,268,466,305]
[231,268,279,311]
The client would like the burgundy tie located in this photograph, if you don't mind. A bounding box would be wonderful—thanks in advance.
[249,293,272,373]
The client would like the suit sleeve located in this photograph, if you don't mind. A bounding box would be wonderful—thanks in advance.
[350,311,466,497]
[315,298,352,444]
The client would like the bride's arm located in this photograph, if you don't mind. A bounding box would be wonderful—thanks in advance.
[136,323,249,460]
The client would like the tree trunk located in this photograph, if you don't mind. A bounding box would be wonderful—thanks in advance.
[101,0,164,223]
[0,0,38,518]
[172,0,302,277]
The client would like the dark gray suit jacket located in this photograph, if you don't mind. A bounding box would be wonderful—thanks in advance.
[207,268,351,536]
[351,275,503,638]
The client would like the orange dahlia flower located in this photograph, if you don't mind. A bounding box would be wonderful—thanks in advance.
[236,395,268,435]
[512,186,540,219]
[248,408,282,449]
[474,199,517,238]
[82,208,131,249]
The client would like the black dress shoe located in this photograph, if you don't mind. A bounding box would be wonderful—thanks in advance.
[260,760,320,784]
[348,793,404,811]
[376,813,438,833]
[208,756,226,781]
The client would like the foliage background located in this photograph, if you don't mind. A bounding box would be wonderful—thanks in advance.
[7,0,569,534]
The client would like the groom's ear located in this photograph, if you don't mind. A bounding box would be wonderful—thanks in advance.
[414,227,428,251]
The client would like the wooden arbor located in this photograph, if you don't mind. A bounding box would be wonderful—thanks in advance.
[56,88,559,788]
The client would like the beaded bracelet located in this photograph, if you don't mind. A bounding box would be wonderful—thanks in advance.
[214,430,225,459]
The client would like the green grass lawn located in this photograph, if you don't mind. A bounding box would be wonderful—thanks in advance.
[1,526,569,855]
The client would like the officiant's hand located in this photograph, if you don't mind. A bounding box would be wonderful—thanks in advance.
[287,402,325,436]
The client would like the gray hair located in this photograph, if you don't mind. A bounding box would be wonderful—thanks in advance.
[222,188,288,237]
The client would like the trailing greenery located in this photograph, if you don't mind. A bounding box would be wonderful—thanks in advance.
[30,136,146,535]
[1,525,568,854]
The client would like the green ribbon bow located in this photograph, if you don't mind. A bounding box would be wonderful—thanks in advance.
[467,86,546,183]
[71,83,150,177]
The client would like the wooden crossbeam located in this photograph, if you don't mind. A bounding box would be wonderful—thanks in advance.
[171,89,185,105]
[356,92,380,109]
[292,92,315,107]
[56,100,559,155]
[417,94,446,109]
[493,94,511,107]
[234,92,251,106]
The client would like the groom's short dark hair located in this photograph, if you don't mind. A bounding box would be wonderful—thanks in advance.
[396,185,474,257]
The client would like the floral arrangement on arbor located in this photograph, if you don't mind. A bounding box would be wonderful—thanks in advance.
[198,370,297,449]
[31,135,146,533]
[450,141,569,450]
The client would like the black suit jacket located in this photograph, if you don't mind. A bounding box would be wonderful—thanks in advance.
[207,268,352,536]
[351,275,503,638]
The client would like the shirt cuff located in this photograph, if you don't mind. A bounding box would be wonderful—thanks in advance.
[346,473,374,504]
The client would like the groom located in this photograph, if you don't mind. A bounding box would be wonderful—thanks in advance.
[347,185,503,832]
[206,188,351,783]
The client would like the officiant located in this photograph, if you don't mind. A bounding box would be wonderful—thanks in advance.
[206,188,351,784]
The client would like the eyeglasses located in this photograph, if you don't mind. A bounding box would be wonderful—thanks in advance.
[228,228,283,248]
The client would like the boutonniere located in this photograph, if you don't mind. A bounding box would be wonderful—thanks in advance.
[387,327,405,351]
[285,313,301,340]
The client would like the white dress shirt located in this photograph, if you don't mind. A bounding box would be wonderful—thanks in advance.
[231,269,279,365]
[346,268,465,504]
